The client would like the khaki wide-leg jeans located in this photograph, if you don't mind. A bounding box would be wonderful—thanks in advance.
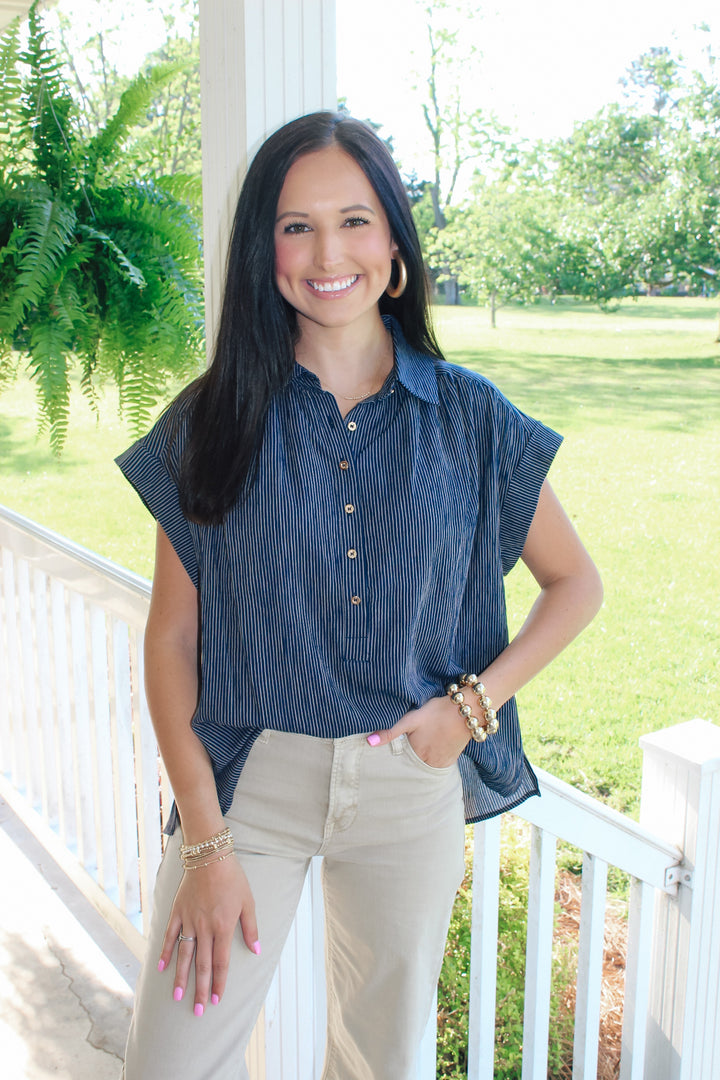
[122,730,466,1080]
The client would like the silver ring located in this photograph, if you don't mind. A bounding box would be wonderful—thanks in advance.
[178,932,196,943]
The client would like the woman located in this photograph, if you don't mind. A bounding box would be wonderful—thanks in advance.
[117,111,602,1080]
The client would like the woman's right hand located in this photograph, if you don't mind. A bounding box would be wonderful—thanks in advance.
[158,854,260,1015]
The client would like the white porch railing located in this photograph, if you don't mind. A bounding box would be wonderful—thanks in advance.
[1,503,718,1080]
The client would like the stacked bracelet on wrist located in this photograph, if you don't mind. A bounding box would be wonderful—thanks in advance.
[180,826,234,871]
[445,674,500,742]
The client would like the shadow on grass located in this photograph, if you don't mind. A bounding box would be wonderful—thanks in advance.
[480,296,720,323]
[589,299,720,322]
[0,412,63,478]
[451,351,720,431]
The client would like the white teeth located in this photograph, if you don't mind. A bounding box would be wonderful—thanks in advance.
[309,275,358,293]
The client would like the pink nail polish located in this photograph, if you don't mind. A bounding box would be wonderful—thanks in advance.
[367,733,381,746]
[252,941,262,956]
[194,1003,204,1017]
[211,993,220,1006]
[157,959,166,973]
[173,987,184,1002]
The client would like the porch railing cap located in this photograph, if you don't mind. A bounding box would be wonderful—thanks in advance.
[640,717,720,772]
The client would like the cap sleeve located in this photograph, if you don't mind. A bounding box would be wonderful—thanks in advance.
[115,411,199,588]
[495,399,563,575]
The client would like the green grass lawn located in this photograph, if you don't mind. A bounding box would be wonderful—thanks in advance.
[1,296,718,814]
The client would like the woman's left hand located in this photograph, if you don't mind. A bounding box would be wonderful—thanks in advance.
[366,695,471,768]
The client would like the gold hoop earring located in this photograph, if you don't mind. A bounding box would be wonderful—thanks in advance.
[385,254,407,299]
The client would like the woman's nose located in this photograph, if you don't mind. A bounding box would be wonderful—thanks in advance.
[313,228,342,269]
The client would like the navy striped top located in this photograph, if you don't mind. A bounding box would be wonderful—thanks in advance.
[117,318,562,828]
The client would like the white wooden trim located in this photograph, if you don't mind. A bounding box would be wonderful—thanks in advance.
[521,824,556,1080]
[134,633,164,935]
[2,549,22,787]
[112,617,141,926]
[467,816,501,1080]
[2,519,716,1077]
[0,504,151,619]
[198,0,337,356]
[526,767,680,892]
[50,577,75,851]
[70,591,95,868]
[573,852,608,1078]
[18,558,40,806]
[620,877,655,1079]
[90,604,118,898]
[0,772,147,958]
[640,720,720,1080]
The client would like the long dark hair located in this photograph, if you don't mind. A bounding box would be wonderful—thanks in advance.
[177,111,443,525]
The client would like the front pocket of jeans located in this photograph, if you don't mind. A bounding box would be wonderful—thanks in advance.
[400,733,457,776]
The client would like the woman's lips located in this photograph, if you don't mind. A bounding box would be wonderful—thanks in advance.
[307,274,359,294]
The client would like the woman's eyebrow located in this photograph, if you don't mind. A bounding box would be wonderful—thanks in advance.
[275,204,377,224]
[276,210,309,223]
[340,204,376,214]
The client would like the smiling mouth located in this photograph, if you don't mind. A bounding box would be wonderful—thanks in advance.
[307,275,359,293]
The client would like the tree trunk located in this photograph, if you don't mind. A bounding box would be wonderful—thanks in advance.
[444,277,459,305]
[490,292,497,329]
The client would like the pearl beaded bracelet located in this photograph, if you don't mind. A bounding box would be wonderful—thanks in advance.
[445,674,500,742]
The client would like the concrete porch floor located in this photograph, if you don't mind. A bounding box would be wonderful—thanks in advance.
[0,796,140,1079]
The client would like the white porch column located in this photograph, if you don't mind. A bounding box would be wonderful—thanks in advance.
[197,9,336,1075]
[198,0,337,356]
[639,718,720,1080]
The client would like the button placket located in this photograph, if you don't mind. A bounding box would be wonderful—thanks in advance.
[337,455,366,618]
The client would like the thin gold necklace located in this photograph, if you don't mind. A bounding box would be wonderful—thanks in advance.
[322,338,393,402]
[334,386,377,402]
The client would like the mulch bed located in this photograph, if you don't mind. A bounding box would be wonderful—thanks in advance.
[554,870,628,1080]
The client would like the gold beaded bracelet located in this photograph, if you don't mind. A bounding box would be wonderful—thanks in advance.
[445,674,499,742]
[180,827,234,870]
[180,826,233,859]
[182,848,235,871]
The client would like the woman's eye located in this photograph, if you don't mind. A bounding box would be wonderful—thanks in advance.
[283,222,310,234]
[343,216,370,228]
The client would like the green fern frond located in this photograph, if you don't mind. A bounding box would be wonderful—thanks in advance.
[86,61,187,178]
[153,172,203,209]
[22,5,79,187]
[77,222,146,287]
[52,274,87,336]
[116,351,163,436]
[54,238,94,277]
[0,19,26,160]
[73,306,103,366]
[28,316,72,453]
[79,352,100,419]
[110,179,202,259]
[0,195,77,333]
[0,3,204,450]
[0,344,20,391]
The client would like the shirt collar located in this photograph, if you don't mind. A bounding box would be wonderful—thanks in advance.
[290,316,440,406]
[384,316,439,406]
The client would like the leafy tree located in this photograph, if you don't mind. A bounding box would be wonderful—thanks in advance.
[0,4,204,451]
[620,45,683,119]
[672,40,720,309]
[414,0,503,304]
[551,105,667,205]
[542,38,720,310]
[428,178,559,326]
[55,0,201,186]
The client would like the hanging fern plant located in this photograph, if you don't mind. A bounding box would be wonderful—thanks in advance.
[0,2,204,451]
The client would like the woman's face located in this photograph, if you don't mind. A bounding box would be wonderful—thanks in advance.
[274,145,397,335]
